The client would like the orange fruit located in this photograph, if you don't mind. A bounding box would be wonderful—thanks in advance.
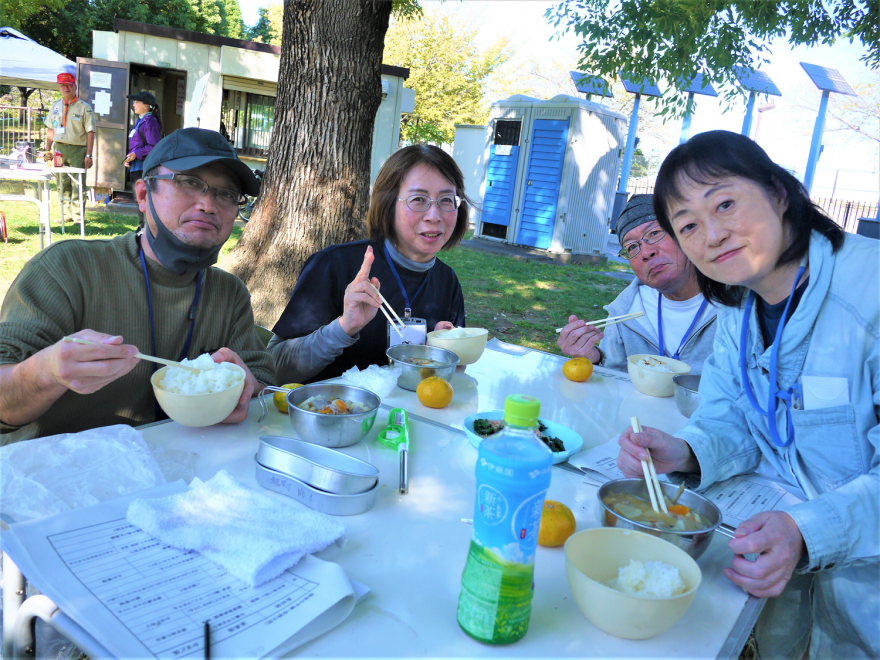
[562,357,593,382]
[273,383,303,413]
[537,500,576,547]
[416,376,453,408]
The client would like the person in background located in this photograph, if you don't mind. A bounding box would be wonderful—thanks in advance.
[558,194,717,372]
[124,91,163,187]
[269,145,469,383]
[44,71,94,224]
[0,128,275,445]
[616,130,879,659]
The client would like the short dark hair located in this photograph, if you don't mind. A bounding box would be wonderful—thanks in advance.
[653,130,844,307]
[366,145,470,251]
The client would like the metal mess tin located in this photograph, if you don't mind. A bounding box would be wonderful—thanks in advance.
[258,435,379,495]
[255,461,378,516]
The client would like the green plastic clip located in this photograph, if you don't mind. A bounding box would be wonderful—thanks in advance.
[378,408,409,449]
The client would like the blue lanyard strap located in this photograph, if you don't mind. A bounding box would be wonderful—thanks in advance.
[383,244,430,319]
[739,266,806,448]
[139,243,203,417]
[657,293,709,361]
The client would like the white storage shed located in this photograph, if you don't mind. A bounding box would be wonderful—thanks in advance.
[474,94,626,255]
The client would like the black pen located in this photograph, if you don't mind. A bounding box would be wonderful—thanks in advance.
[204,621,210,660]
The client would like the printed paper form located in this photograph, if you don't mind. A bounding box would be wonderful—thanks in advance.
[2,482,359,659]
[570,436,805,528]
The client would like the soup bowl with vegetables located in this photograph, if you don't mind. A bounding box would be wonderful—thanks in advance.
[285,383,381,448]
[598,479,724,560]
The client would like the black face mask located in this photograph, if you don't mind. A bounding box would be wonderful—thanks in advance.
[144,186,223,275]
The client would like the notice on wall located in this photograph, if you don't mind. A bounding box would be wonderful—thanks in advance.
[90,71,112,89]
[176,79,185,115]
[495,145,512,156]
[93,90,112,116]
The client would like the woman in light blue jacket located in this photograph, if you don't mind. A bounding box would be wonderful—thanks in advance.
[616,131,879,659]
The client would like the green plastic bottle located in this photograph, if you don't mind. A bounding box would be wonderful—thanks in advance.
[456,394,553,644]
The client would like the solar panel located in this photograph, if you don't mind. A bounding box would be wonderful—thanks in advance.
[800,63,857,96]
[619,73,662,97]
[733,66,781,96]
[569,71,613,97]
[675,73,718,97]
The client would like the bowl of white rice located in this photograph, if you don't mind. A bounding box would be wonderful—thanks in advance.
[426,327,488,365]
[564,527,701,640]
[150,354,246,427]
[626,354,691,398]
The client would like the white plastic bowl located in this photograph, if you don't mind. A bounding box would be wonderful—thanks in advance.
[426,328,488,365]
[626,354,691,397]
[564,527,702,640]
[151,363,246,427]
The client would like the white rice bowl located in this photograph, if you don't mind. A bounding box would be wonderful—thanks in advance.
[159,354,244,395]
[606,560,687,598]
[441,327,486,339]
[636,356,674,373]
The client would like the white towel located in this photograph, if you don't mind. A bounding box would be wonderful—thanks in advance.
[126,470,345,586]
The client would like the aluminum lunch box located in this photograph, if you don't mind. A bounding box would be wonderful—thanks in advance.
[255,461,378,516]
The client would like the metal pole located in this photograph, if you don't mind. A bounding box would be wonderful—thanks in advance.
[803,90,830,193]
[617,94,641,195]
[741,91,756,136]
[679,93,695,144]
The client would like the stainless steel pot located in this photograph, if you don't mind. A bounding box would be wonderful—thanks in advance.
[284,383,380,448]
[672,374,701,418]
[386,344,459,391]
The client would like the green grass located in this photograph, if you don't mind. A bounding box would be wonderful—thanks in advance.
[1,210,632,356]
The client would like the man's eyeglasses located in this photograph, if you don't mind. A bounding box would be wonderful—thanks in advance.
[618,227,668,259]
[145,173,246,210]
[398,194,461,213]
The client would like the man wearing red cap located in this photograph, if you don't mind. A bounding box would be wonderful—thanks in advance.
[44,72,95,224]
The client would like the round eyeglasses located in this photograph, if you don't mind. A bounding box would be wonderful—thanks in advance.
[618,227,668,259]
[145,173,246,210]
[398,193,461,213]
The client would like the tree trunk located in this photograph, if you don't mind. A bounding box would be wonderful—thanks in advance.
[16,87,35,126]
[227,0,392,326]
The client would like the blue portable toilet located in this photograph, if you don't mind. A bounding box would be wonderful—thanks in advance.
[475,95,626,255]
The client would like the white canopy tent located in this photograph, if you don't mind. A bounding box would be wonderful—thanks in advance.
[0,27,76,90]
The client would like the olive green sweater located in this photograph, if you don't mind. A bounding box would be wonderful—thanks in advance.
[0,232,276,444]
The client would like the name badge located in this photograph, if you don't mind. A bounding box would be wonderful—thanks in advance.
[129,128,138,138]
[55,126,65,136]
[795,376,850,410]
[388,318,427,348]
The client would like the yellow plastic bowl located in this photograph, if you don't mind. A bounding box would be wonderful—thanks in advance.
[426,328,488,366]
[150,364,246,427]
[626,354,691,397]
[564,527,702,640]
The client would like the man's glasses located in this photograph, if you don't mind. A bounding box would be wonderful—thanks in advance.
[398,194,461,213]
[145,173,246,210]
[618,227,668,259]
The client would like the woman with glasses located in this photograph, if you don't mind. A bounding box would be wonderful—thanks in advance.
[557,194,717,372]
[616,131,879,659]
[269,145,470,383]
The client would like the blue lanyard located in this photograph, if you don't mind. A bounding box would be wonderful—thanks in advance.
[383,244,430,319]
[139,243,202,417]
[657,293,709,360]
[739,266,806,448]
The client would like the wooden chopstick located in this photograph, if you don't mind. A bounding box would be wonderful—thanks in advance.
[63,336,201,372]
[555,311,644,333]
[367,283,406,338]
[631,416,668,514]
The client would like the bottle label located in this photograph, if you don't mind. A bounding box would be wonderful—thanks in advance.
[457,540,533,644]
[476,487,545,564]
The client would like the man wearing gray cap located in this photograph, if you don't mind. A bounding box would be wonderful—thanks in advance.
[558,194,717,372]
[0,128,275,444]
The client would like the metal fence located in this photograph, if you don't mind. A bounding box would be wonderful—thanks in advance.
[626,180,877,233]
[0,106,49,160]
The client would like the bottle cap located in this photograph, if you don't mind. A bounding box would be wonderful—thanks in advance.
[503,394,540,427]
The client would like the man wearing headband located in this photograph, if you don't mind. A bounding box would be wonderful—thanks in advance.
[558,194,717,372]
[0,128,275,444]
[44,72,95,224]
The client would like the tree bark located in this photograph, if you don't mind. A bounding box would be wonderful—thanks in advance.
[227,0,392,326]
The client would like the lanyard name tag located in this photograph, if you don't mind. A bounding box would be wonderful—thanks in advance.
[388,317,427,348]
[55,126,66,136]
[129,127,138,138]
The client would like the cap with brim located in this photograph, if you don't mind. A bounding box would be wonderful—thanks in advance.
[143,127,259,197]
[127,91,157,105]
[57,73,75,85]
[615,194,657,241]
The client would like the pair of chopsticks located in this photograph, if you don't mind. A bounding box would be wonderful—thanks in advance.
[631,416,668,514]
[368,282,406,339]
[63,336,201,373]
[555,311,644,333]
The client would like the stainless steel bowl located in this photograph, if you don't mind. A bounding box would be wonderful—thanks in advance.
[285,383,380,448]
[673,374,701,418]
[386,344,459,391]
[598,478,722,560]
